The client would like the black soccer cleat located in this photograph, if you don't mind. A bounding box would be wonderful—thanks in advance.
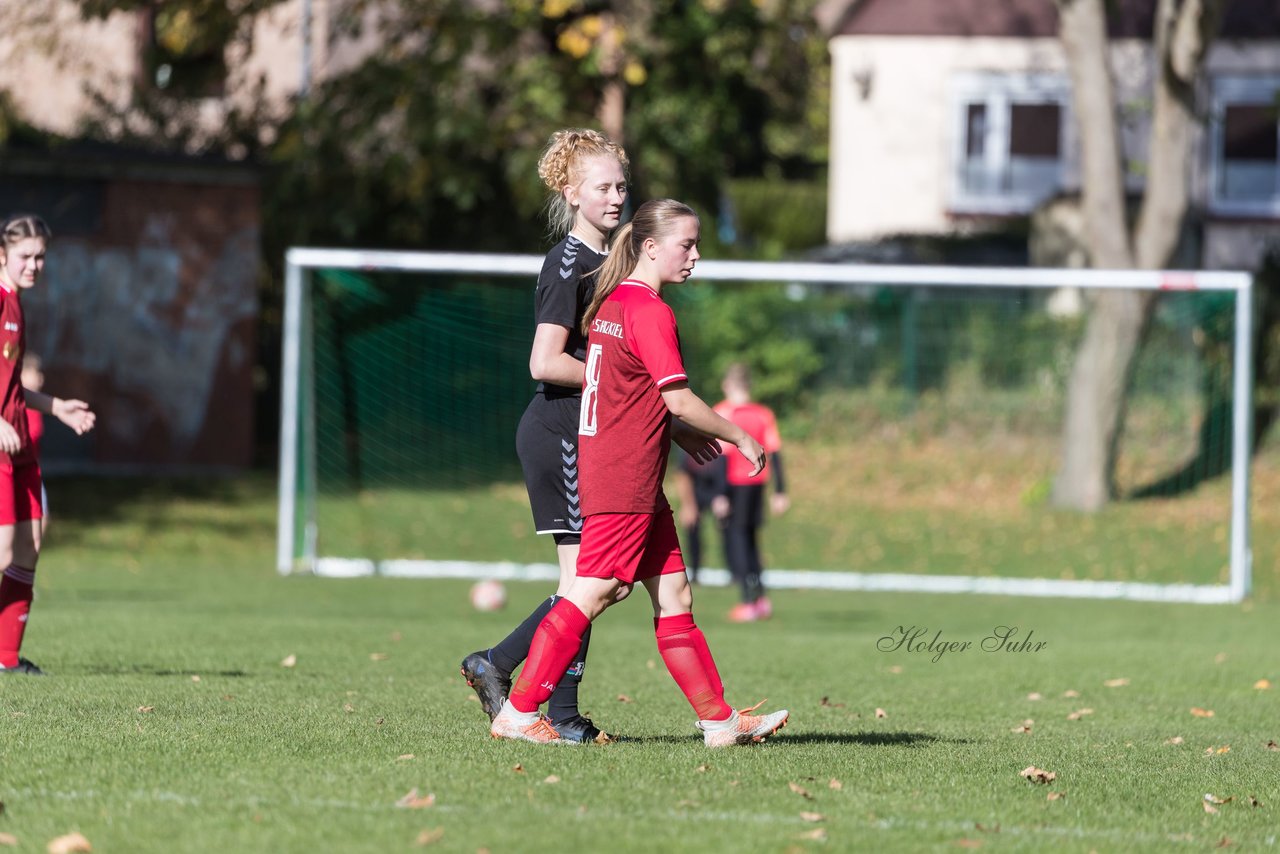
[0,657,47,676]
[460,651,510,721]
[551,714,612,744]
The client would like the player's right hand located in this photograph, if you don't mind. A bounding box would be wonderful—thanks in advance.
[735,434,766,478]
[0,418,19,454]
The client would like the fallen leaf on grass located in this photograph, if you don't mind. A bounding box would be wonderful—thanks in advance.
[1205,794,1233,806]
[543,775,560,784]
[1026,692,1042,701]
[370,653,389,661]
[1267,741,1279,751]
[1062,689,1080,698]
[1254,679,1271,690]
[1047,791,1065,801]
[875,708,887,719]
[799,812,825,823]
[695,764,710,773]
[975,823,1000,833]
[395,789,436,809]
[0,833,16,847]
[397,754,415,761]
[828,779,843,790]
[1203,800,1219,815]
[343,704,354,713]
[1249,796,1263,807]
[1215,652,1228,664]
[675,800,699,809]
[887,665,903,674]
[796,828,827,841]
[46,833,92,854]
[1020,766,1056,784]
[390,631,402,642]
[512,764,524,774]
[1165,737,1184,745]
[1190,707,1215,718]
[191,675,201,683]
[1011,720,1033,734]
[280,654,297,668]
[1215,836,1232,848]
[952,840,981,849]
[413,827,444,846]
[819,696,845,708]
[788,782,813,799]
[1204,746,1230,755]
[1103,678,1129,688]
[136,706,154,714]
[1066,708,1093,720]
[646,659,656,670]
[617,694,633,703]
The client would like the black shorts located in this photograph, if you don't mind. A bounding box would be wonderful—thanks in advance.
[516,390,583,538]
[725,484,765,529]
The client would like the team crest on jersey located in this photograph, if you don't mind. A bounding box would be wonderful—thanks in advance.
[1,341,14,362]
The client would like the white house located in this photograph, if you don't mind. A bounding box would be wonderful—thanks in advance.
[825,0,1280,269]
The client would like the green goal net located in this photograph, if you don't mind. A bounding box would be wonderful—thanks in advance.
[278,250,1253,603]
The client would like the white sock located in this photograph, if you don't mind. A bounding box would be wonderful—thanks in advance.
[500,700,538,723]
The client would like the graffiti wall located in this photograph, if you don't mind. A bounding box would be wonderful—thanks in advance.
[18,175,260,470]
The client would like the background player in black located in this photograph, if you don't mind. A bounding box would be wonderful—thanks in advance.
[461,129,629,743]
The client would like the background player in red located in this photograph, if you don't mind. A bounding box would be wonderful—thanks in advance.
[0,215,96,676]
[713,363,789,621]
[460,129,630,743]
[488,199,790,746]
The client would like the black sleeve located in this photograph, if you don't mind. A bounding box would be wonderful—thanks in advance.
[770,450,786,495]
[534,244,582,329]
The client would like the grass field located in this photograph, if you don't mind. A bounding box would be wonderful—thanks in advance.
[2,436,1278,852]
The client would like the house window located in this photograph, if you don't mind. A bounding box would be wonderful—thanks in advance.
[141,3,233,98]
[1210,77,1280,216]
[951,73,1071,214]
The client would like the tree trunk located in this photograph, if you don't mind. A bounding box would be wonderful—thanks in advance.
[1053,0,1138,510]
[1051,0,1224,510]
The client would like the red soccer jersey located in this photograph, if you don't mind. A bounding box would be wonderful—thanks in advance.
[579,281,688,514]
[713,400,782,486]
[0,283,32,466]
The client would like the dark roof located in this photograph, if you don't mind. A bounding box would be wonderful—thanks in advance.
[833,0,1280,40]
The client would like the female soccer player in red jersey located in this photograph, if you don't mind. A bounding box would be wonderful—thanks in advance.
[0,215,96,676]
[460,129,631,743]
[489,199,790,746]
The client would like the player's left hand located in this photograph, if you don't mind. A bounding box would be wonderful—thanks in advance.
[771,493,791,516]
[673,429,721,465]
[53,398,96,435]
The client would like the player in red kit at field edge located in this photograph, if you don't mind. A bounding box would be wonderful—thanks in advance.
[0,215,96,676]
[489,199,790,746]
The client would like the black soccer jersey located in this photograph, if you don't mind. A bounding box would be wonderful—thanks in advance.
[533,235,605,395]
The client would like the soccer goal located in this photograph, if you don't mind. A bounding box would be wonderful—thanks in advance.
[277,247,1253,604]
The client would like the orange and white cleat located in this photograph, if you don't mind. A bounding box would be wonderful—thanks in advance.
[490,702,566,744]
[697,700,789,747]
[727,602,759,623]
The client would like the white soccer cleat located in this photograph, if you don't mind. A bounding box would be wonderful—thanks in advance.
[697,700,789,747]
[490,701,567,744]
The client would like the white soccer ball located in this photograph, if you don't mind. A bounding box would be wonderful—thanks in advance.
[469,579,507,612]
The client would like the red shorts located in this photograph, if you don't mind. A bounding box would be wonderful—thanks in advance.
[576,506,686,584]
[0,461,44,525]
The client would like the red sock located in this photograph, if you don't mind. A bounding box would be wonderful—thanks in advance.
[0,564,36,668]
[509,599,591,714]
[656,613,731,721]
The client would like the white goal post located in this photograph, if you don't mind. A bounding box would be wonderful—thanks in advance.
[278,247,1254,603]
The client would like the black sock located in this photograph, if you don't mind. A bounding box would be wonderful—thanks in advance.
[547,623,592,724]
[487,595,557,676]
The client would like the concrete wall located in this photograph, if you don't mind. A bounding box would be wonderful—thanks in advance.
[3,157,260,471]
